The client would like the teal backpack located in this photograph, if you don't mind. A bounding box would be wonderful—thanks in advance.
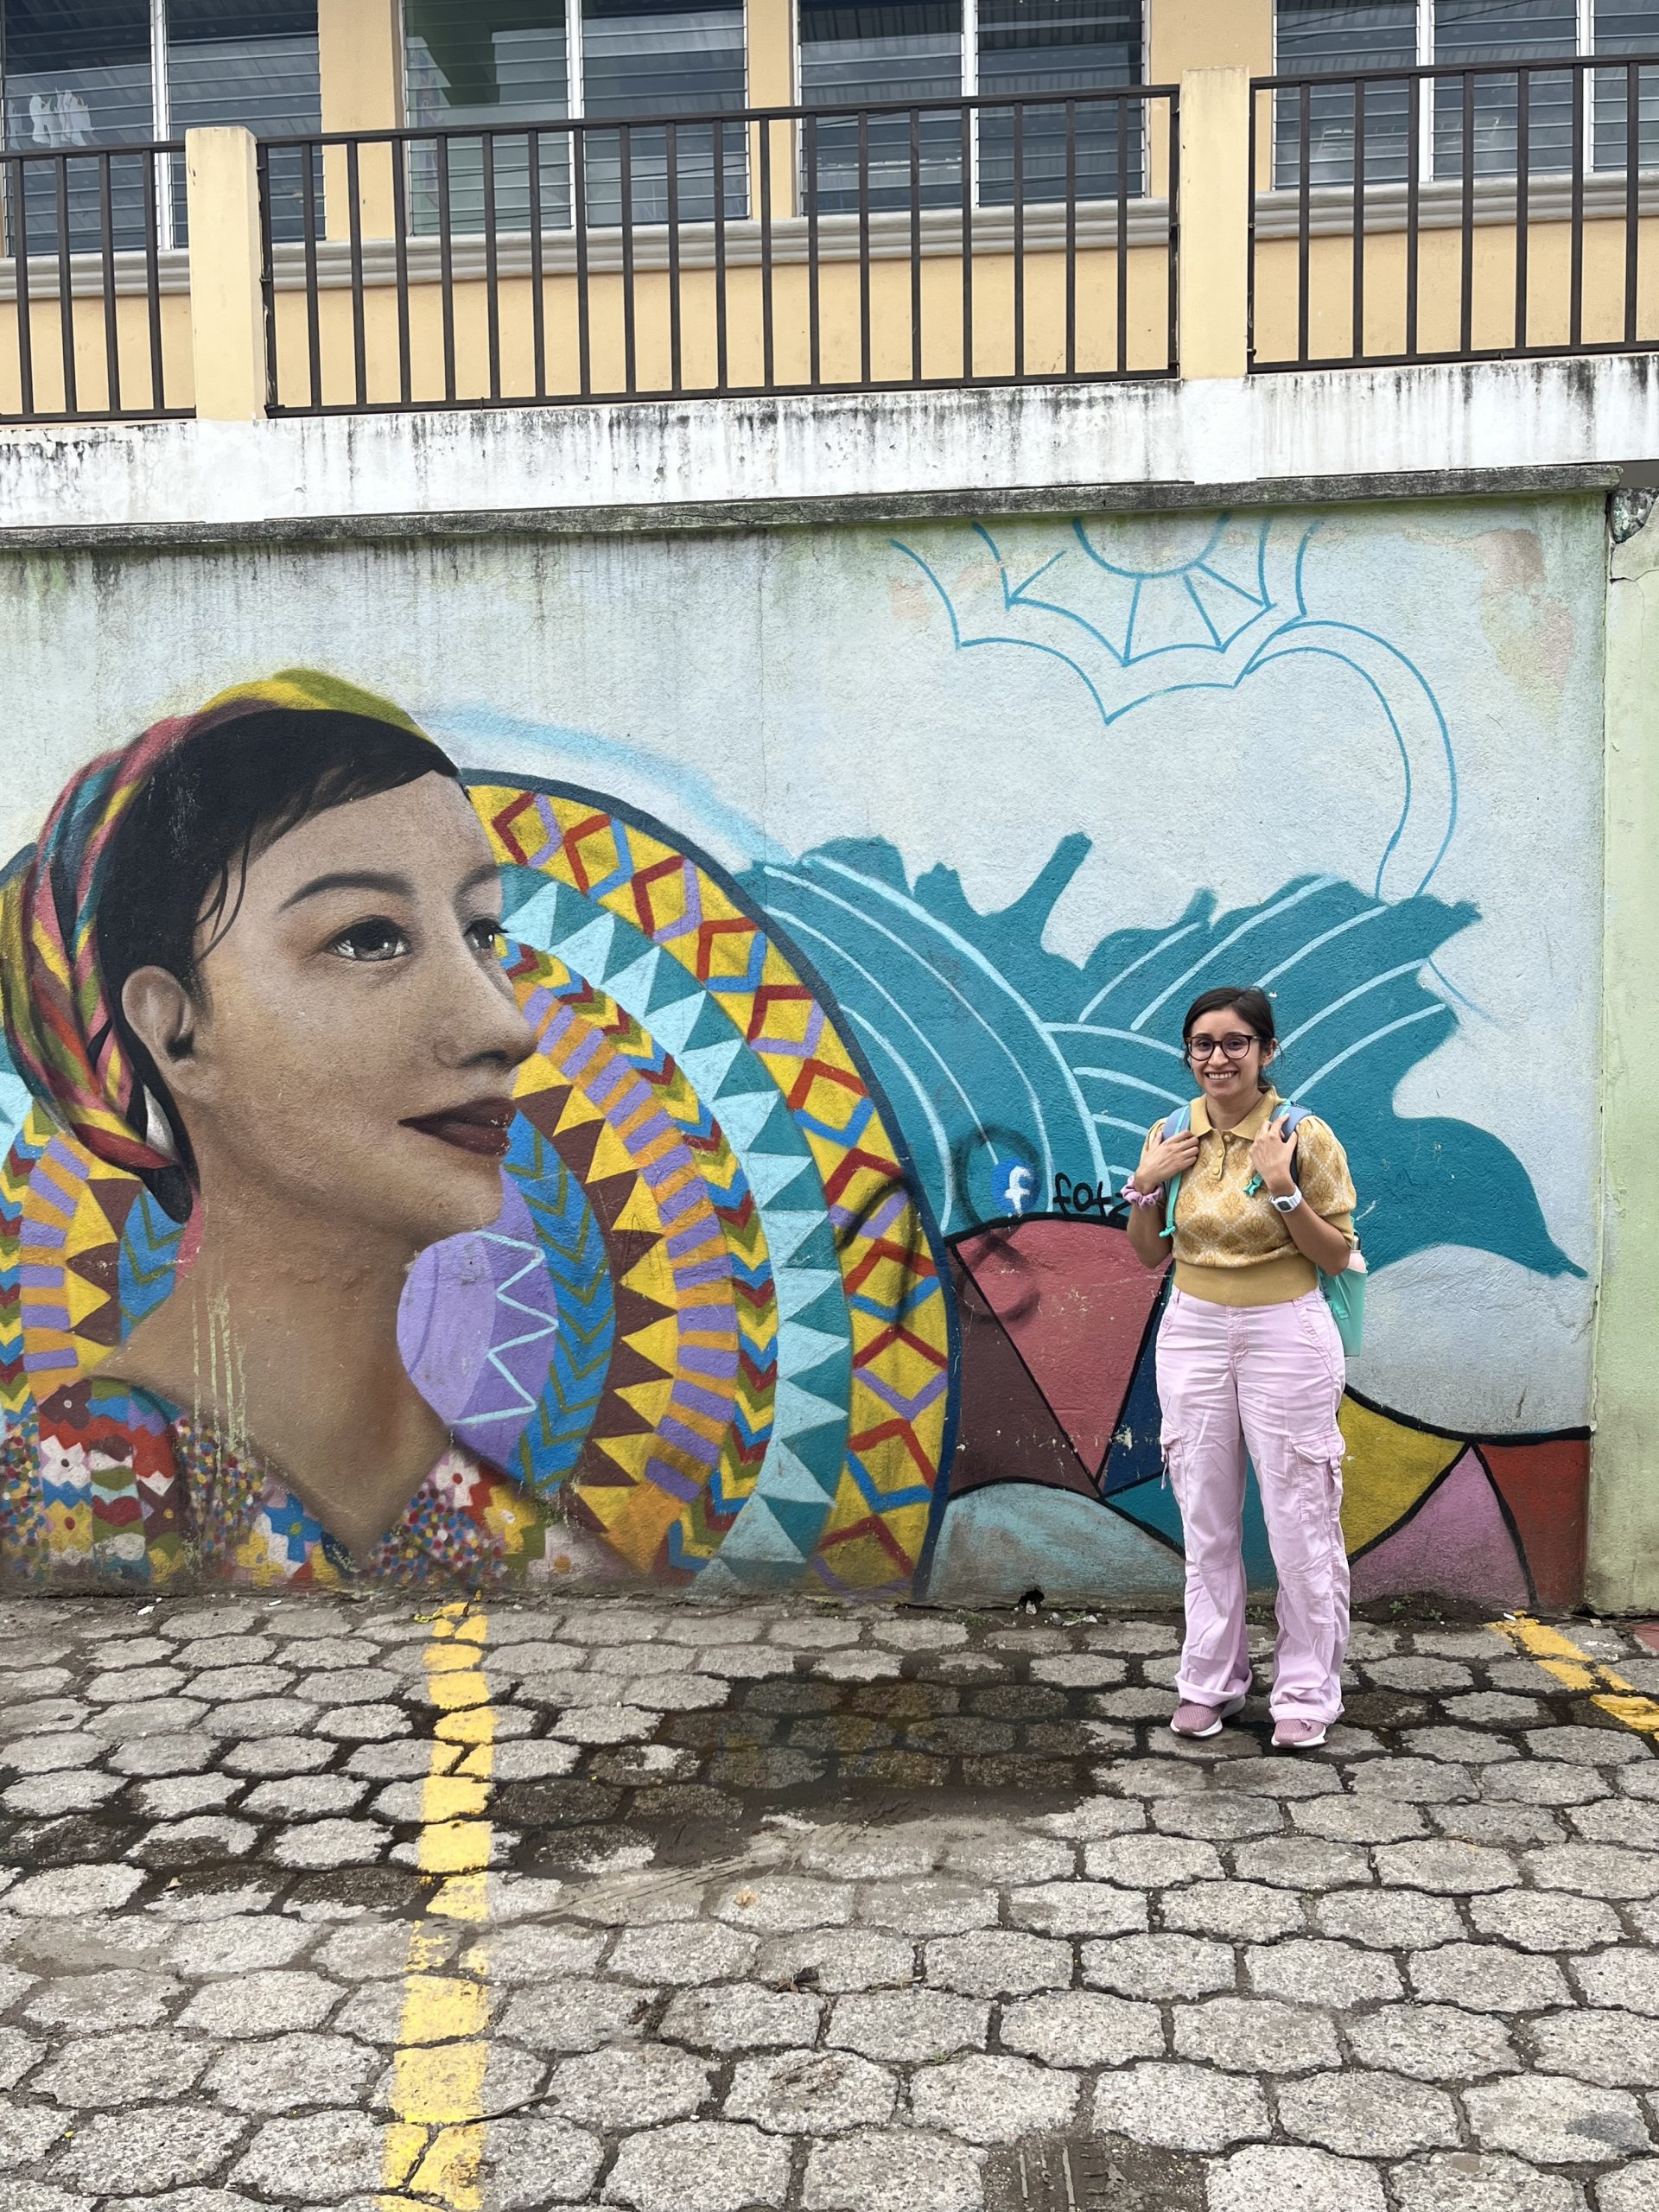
[1159,1099,1365,1357]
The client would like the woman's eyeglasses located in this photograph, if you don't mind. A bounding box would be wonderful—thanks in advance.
[1186,1034,1258,1061]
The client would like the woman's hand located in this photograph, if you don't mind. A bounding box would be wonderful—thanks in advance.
[1251,1118,1299,1196]
[1131,1128,1201,1194]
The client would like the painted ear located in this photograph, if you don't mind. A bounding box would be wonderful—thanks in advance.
[120,966,196,1073]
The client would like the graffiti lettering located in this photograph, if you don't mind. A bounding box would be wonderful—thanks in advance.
[1052,1172,1125,1224]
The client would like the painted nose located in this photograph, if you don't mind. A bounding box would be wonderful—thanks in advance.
[439,941,537,1074]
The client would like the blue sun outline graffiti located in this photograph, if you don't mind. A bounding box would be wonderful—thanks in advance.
[892,513,1459,905]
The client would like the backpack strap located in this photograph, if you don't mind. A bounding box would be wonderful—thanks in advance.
[1159,1102,1193,1243]
[1243,1100,1310,1196]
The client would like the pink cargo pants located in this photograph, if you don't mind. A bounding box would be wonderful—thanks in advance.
[1155,1286,1350,1726]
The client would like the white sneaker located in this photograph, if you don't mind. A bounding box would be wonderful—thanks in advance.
[1170,1694,1247,1739]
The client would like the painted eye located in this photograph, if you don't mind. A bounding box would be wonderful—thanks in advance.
[331,918,409,963]
[467,918,506,958]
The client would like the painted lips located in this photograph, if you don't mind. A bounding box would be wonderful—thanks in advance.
[400,1098,517,1160]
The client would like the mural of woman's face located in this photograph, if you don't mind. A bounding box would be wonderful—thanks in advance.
[121,774,535,1254]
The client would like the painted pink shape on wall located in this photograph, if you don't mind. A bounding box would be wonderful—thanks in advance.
[955,1219,1164,1478]
[1350,1448,1530,1609]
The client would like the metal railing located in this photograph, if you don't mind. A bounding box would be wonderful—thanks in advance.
[1251,53,1659,372]
[1,143,190,423]
[255,86,1179,414]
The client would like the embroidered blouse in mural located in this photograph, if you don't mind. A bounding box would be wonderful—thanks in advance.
[1139,1089,1358,1310]
[0,1377,573,1591]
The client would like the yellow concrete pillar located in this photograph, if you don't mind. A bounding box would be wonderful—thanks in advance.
[1147,0,1271,199]
[184,126,268,421]
[320,0,405,241]
[747,0,797,223]
[1175,67,1251,380]
[1148,0,1272,78]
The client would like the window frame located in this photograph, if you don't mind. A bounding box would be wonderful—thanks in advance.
[794,0,1147,212]
[404,0,759,128]
[1271,0,1658,180]
[1271,1,1649,72]
[0,0,321,243]
[794,0,1151,114]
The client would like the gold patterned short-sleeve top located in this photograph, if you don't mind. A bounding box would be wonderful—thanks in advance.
[1140,1089,1357,1308]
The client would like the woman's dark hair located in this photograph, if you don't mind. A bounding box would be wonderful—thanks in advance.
[1181,985,1276,1056]
[97,707,461,1217]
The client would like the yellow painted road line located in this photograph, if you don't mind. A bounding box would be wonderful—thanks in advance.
[1490,1613,1659,1736]
[379,1600,499,2210]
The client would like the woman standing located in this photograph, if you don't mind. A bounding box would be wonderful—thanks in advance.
[1123,987,1359,1750]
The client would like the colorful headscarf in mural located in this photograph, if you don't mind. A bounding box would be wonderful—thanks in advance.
[0,671,427,1178]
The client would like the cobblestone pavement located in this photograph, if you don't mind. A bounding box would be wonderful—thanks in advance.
[2,1593,1658,2212]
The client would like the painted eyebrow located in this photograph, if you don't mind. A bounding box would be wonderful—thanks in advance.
[279,869,415,911]
[279,862,503,913]
[457,863,501,905]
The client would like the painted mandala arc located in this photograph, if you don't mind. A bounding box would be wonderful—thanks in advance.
[475,779,957,1594]
[505,942,777,1574]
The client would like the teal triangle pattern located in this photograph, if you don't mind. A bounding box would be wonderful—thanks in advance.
[551,912,617,986]
[601,945,664,1010]
[762,1495,831,1553]
[714,1086,788,1153]
[636,989,705,1059]
[774,1266,844,1320]
[678,1038,745,1097]
[777,1319,849,1374]
[743,1154,817,1208]
[765,1213,834,1269]
[512,866,856,1531]
[709,1510,814,1569]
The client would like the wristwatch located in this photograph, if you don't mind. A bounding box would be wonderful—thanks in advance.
[1270,1189,1304,1215]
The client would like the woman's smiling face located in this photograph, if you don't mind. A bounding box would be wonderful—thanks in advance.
[130,773,536,1253]
[1186,1006,1271,1107]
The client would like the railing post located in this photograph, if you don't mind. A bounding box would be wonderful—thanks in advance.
[320,0,404,240]
[1177,67,1251,379]
[184,125,268,421]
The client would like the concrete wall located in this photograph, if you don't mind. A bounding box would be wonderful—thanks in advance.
[0,489,1612,1605]
[1592,499,1659,1614]
[0,357,1654,539]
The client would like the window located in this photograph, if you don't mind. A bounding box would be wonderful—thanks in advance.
[404,2,573,232]
[165,0,317,135]
[1595,0,1659,162]
[1,0,154,151]
[1,1,154,249]
[799,0,963,210]
[1274,2,1415,185]
[978,0,1143,206]
[581,0,748,225]
[166,3,319,243]
[405,0,745,232]
[1433,0,1578,178]
[1274,0,1659,180]
[799,0,1142,213]
[0,0,317,247]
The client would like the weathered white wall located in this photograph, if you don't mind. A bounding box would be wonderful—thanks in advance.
[1592,504,1659,1611]
[0,353,1652,536]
